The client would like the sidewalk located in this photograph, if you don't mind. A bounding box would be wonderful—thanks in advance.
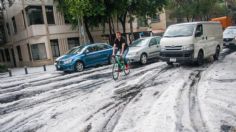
[0,65,57,78]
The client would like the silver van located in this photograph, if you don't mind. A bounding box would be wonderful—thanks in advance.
[160,22,223,65]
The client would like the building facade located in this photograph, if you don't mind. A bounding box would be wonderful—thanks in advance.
[0,0,170,67]
[0,0,81,67]
[90,11,168,44]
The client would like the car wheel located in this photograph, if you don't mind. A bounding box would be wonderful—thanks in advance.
[140,54,147,65]
[167,62,173,66]
[197,50,204,66]
[75,61,84,72]
[213,46,220,61]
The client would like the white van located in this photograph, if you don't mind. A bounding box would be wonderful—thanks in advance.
[223,26,236,48]
[160,22,223,65]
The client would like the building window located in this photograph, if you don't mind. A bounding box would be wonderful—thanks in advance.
[6,23,10,35]
[16,46,23,61]
[25,6,44,26]
[5,49,10,62]
[0,50,5,62]
[27,44,32,61]
[22,10,26,28]
[68,37,80,50]
[50,39,60,57]
[46,6,55,24]
[151,14,160,23]
[31,43,47,60]
[12,17,17,34]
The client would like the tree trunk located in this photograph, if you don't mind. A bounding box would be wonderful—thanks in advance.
[111,17,115,34]
[118,11,128,33]
[186,16,189,22]
[129,15,134,45]
[84,17,94,43]
[117,15,119,31]
[108,17,113,44]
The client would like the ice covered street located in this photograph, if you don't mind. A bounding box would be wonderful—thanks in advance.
[0,49,236,132]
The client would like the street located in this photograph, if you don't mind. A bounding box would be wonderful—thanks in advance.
[0,48,236,132]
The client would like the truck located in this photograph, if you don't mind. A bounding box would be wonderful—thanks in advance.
[211,16,232,29]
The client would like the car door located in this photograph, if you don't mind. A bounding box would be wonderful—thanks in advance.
[194,24,208,58]
[84,45,100,66]
[95,44,110,63]
[148,38,159,58]
[155,37,161,57]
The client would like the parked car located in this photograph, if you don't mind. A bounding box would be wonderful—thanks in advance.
[55,43,113,72]
[126,36,161,64]
[160,21,223,65]
[223,26,236,48]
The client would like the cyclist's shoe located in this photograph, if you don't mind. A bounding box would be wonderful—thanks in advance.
[125,64,129,70]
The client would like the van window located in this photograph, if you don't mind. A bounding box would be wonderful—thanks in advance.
[149,38,158,46]
[196,24,203,36]
[163,24,195,37]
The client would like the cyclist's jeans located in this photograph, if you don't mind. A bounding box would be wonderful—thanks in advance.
[122,48,129,65]
[116,48,129,65]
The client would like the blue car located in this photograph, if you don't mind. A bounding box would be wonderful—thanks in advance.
[55,43,113,72]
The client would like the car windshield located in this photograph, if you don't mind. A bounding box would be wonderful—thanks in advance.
[130,38,149,47]
[67,45,85,54]
[164,24,195,37]
[223,28,236,35]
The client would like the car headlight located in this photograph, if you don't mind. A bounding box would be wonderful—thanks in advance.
[161,47,165,51]
[182,44,194,51]
[64,59,73,64]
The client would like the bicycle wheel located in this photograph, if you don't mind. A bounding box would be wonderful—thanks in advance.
[112,63,120,80]
[124,60,130,75]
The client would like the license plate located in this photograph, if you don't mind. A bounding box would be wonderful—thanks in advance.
[170,58,176,62]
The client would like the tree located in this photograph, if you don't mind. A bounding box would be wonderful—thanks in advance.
[57,0,105,43]
[114,0,167,42]
[168,0,227,21]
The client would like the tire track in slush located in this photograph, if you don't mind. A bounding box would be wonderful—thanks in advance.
[0,79,108,116]
[175,70,208,132]
[83,65,174,132]
[0,69,112,104]
[0,79,109,131]
[174,48,236,132]
[0,65,111,90]
[0,62,162,124]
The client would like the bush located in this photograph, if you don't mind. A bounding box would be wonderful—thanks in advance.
[0,64,8,73]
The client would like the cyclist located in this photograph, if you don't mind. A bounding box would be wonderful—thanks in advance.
[112,32,129,68]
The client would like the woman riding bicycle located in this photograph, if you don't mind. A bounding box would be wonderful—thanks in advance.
[112,32,129,68]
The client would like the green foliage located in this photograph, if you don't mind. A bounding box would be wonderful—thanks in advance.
[57,0,167,42]
[57,0,105,28]
[168,0,227,21]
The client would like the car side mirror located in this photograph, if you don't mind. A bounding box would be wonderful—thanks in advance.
[84,50,89,55]
[195,31,202,37]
